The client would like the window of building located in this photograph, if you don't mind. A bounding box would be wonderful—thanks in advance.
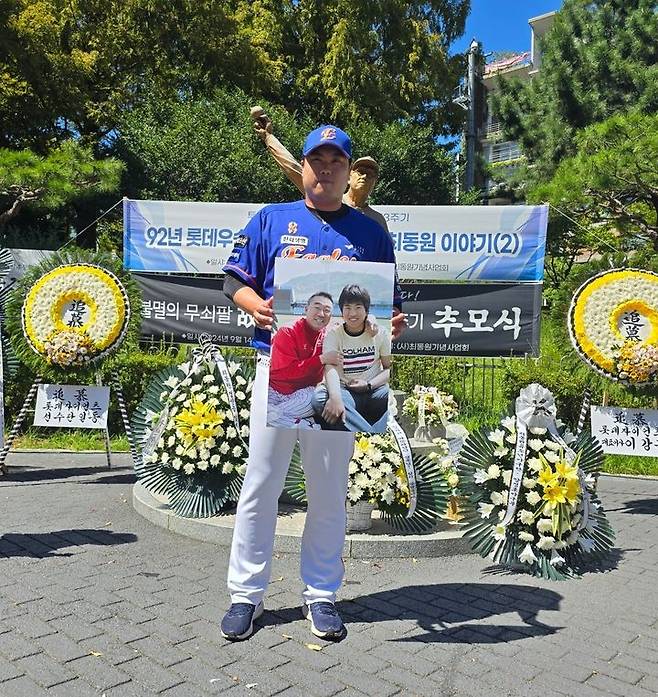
[489,141,522,163]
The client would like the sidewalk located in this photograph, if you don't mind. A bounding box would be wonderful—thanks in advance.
[0,452,657,697]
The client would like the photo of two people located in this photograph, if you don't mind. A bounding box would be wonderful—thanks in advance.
[267,258,395,433]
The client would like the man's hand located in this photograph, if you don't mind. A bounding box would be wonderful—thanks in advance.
[347,378,369,393]
[253,297,275,330]
[366,314,380,338]
[252,115,273,141]
[321,351,343,368]
[322,396,346,425]
[392,308,407,340]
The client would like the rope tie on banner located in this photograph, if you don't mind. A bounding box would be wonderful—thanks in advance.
[576,388,592,437]
[142,334,246,462]
[500,384,591,530]
[388,417,418,518]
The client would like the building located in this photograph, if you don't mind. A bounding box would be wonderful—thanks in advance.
[477,11,556,202]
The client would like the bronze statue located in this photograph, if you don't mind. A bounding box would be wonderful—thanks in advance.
[250,106,388,232]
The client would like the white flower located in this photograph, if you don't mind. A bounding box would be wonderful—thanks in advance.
[518,509,534,525]
[477,502,495,519]
[164,376,179,388]
[490,491,506,506]
[183,462,195,474]
[160,452,169,464]
[527,457,542,472]
[493,446,509,458]
[348,460,358,474]
[237,464,247,475]
[519,531,535,542]
[501,416,516,432]
[176,394,187,402]
[543,451,560,464]
[474,469,489,484]
[199,448,210,460]
[233,445,243,457]
[196,393,207,402]
[172,458,182,470]
[240,409,250,419]
[197,460,209,471]
[537,518,553,534]
[550,549,565,566]
[219,443,229,454]
[241,425,249,438]
[536,536,555,550]
[208,385,220,394]
[222,462,233,474]
[529,427,547,435]
[526,491,541,505]
[210,455,220,466]
[175,445,184,456]
[501,470,512,486]
[528,439,544,451]
[447,472,459,488]
[236,375,247,386]
[543,440,561,452]
[382,488,395,505]
[355,473,369,488]
[519,544,538,564]
[236,391,246,401]
[487,429,506,448]
[523,477,537,489]
[226,427,237,439]
[191,384,203,393]
[348,485,363,502]
[202,374,215,383]
[504,432,517,445]
[167,435,176,447]
[492,524,507,541]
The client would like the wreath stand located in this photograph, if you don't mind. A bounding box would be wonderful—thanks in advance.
[0,372,139,476]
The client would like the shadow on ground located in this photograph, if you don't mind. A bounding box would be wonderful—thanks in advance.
[2,465,134,484]
[614,498,658,515]
[0,529,137,558]
[259,582,563,644]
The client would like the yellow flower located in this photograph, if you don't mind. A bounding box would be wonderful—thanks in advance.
[564,477,581,505]
[175,399,225,440]
[356,437,371,453]
[554,460,579,481]
[542,483,568,511]
[537,466,557,488]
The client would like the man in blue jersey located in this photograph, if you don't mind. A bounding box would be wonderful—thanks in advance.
[221,124,405,642]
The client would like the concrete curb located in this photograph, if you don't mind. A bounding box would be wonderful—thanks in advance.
[132,482,474,559]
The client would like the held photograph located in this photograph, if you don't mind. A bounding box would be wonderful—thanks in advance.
[267,258,395,432]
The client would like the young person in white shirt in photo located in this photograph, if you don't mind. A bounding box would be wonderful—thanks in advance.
[312,284,391,433]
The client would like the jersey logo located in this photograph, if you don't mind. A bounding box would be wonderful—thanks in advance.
[233,234,248,248]
[288,221,298,234]
[281,234,308,246]
[321,128,336,141]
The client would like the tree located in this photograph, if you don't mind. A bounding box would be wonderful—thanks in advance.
[279,0,470,134]
[115,88,456,205]
[1,1,470,150]
[492,0,658,180]
[0,140,123,226]
[531,112,658,254]
[0,0,284,150]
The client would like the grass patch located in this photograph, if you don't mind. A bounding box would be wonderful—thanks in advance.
[601,454,658,477]
[10,428,129,452]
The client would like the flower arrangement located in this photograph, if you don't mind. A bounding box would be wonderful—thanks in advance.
[402,386,459,428]
[458,385,614,580]
[428,437,464,521]
[4,249,140,381]
[347,433,410,510]
[569,268,658,386]
[614,340,658,384]
[132,349,255,518]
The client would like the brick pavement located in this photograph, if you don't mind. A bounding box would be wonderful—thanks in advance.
[0,451,657,697]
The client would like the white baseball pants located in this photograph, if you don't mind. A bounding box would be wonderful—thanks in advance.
[227,354,355,606]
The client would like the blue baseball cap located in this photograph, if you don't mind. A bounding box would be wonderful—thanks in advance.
[302,125,352,159]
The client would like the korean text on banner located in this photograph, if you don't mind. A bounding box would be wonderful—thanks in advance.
[123,199,548,282]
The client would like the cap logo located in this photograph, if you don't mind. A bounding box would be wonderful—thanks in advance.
[320,128,337,141]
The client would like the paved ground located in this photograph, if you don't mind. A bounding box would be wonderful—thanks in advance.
[0,452,657,697]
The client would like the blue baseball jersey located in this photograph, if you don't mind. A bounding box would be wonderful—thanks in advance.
[224,200,402,350]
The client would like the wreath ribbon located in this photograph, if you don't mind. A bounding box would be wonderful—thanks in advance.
[501,383,590,529]
[388,418,418,518]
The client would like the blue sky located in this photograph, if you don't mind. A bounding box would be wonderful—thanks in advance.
[451,0,564,57]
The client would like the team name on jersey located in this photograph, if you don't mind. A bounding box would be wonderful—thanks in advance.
[280,246,358,262]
